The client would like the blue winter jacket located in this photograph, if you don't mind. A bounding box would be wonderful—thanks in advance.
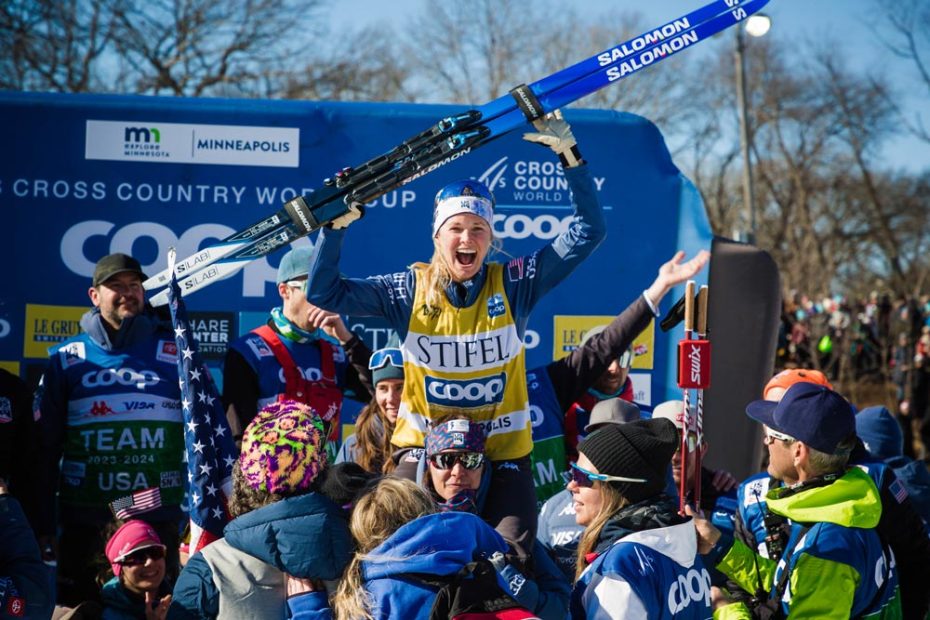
[571,518,713,619]
[856,405,930,524]
[289,511,511,620]
[168,492,352,619]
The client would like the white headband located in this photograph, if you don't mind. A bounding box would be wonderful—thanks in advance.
[432,196,494,236]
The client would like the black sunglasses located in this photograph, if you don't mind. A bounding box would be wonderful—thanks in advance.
[119,546,165,566]
[428,451,485,470]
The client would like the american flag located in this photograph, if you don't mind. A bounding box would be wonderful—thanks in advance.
[109,487,162,520]
[889,478,909,504]
[166,251,236,553]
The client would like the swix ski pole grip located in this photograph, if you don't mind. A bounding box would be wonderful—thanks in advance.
[694,284,710,508]
[678,282,696,387]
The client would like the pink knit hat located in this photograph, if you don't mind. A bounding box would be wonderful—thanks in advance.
[105,520,165,576]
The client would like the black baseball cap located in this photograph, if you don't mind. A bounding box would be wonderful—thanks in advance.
[92,253,147,287]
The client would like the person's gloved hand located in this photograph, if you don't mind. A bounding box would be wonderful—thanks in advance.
[488,551,530,604]
[522,109,583,168]
[328,203,363,230]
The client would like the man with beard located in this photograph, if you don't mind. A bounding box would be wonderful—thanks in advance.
[35,253,185,606]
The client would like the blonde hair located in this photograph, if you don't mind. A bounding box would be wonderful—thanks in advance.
[574,481,629,581]
[332,477,437,620]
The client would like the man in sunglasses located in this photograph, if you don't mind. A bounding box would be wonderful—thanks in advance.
[692,383,902,618]
[223,246,371,459]
[35,253,186,606]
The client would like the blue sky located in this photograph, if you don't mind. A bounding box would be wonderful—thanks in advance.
[326,0,928,174]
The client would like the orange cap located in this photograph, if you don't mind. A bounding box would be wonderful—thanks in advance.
[763,369,833,400]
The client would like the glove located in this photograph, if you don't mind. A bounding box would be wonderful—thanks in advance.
[328,203,363,230]
[522,109,583,167]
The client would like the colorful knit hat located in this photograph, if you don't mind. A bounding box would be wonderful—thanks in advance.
[425,418,487,456]
[239,399,327,495]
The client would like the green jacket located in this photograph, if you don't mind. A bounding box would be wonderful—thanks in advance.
[714,467,901,619]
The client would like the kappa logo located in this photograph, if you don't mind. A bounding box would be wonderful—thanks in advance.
[90,401,116,416]
[667,568,712,614]
[425,373,506,408]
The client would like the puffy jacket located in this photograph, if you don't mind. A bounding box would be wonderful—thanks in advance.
[167,492,352,619]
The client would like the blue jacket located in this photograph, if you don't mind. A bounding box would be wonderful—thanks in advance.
[856,405,930,524]
[306,165,605,340]
[571,518,712,619]
[36,309,184,532]
[0,495,52,620]
[168,492,352,619]
[363,511,510,620]
[101,576,172,620]
[717,468,900,619]
[289,511,510,620]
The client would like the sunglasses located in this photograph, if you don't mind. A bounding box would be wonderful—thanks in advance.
[285,278,308,293]
[569,462,647,488]
[763,427,796,445]
[428,451,485,470]
[369,348,403,370]
[118,545,165,566]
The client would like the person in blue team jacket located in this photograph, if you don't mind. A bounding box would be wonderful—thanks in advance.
[569,419,713,619]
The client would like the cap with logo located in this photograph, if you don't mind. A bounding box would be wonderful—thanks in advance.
[93,253,147,287]
[746,382,855,455]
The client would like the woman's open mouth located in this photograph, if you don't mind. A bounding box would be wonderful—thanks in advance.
[455,249,477,266]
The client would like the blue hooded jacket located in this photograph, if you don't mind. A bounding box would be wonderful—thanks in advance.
[856,405,930,524]
[361,511,510,620]
[168,492,352,619]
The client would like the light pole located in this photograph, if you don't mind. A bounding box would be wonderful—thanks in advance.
[734,14,771,245]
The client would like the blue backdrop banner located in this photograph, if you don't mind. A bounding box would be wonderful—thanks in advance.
[2,92,710,401]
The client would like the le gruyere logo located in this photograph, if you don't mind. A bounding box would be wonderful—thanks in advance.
[552,315,654,370]
[24,304,86,359]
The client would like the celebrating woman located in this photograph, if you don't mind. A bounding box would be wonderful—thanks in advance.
[307,110,605,557]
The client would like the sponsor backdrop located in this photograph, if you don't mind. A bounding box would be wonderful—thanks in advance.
[2,92,711,401]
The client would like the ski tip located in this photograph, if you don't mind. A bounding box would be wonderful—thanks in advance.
[149,288,169,307]
[143,272,170,291]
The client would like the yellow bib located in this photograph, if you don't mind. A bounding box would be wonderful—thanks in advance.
[395,263,532,460]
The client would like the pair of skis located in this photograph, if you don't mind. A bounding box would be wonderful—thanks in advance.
[145,0,769,305]
[677,281,711,513]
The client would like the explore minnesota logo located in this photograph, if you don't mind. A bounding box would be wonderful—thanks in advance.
[85,120,300,168]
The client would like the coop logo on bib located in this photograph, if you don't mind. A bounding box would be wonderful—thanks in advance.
[425,373,506,408]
